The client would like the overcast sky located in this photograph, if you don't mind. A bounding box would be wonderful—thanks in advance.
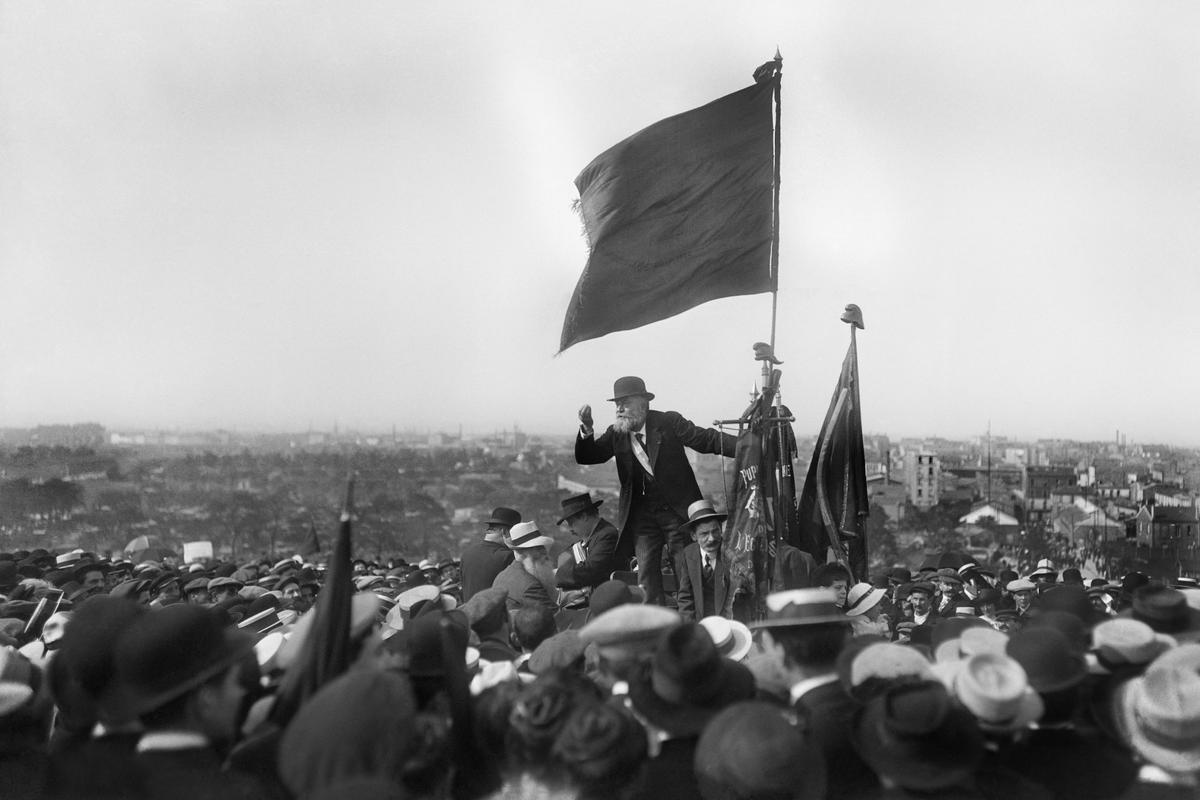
[2,2,1198,445]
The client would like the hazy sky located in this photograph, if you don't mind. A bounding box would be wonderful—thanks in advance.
[3,2,1198,444]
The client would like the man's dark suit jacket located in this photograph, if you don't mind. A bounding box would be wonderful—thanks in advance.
[460,538,514,601]
[491,560,555,614]
[676,542,730,621]
[774,542,818,590]
[575,409,736,549]
[555,517,624,590]
[136,747,267,800]
[792,680,880,800]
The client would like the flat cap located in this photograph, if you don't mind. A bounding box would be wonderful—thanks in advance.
[579,604,680,658]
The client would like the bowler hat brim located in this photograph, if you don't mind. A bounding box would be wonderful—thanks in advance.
[607,391,655,402]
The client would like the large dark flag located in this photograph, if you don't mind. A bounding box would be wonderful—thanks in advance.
[795,323,869,579]
[560,74,777,351]
[269,479,355,727]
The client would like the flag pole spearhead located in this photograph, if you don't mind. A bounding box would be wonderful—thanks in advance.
[841,304,865,330]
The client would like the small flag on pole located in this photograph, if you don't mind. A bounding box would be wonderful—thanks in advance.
[560,71,777,351]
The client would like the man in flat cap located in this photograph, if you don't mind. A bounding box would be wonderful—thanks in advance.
[576,376,736,606]
[555,492,623,594]
[461,506,520,602]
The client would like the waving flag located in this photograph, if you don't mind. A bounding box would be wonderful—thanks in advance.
[560,70,778,351]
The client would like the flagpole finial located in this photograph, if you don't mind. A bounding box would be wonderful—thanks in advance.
[841,304,864,330]
[774,47,782,62]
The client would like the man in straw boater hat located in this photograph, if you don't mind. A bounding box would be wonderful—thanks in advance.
[491,521,558,615]
[751,587,875,800]
[575,375,736,606]
[105,603,266,799]
[554,491,624,593]
[675,499,737,623]
[460,506,520,602]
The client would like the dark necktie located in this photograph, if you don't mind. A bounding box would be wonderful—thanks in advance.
[703,557,714,581]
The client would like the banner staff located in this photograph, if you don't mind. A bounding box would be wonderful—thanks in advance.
[766,48,783,351]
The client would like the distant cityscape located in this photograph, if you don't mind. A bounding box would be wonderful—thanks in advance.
[2,422,1198,579]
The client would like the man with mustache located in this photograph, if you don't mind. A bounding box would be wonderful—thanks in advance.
[675,499,734,622]
[576,376,736,606]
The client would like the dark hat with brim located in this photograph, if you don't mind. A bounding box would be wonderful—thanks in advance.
[628,623,756,737]
[107,604,253,717]
[556,492,605,525]
[607,376,654,402]
[484,507,522,527]
[1121,585,1200,640]
[852,680,984,791]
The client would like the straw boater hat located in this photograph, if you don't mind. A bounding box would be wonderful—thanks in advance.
[507,521,555,551]
[680,499,727,532]
[844,583,887,617]
[1089,618,1176,674]
[939,652,1044,733]
[1114,644,1200,773]
[698,616,753,662]
[750,588,849,631]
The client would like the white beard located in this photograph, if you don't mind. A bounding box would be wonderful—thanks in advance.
[613,408,647,435]
[526,557,558,597]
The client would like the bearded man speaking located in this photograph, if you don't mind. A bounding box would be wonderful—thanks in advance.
[575,376,736,606]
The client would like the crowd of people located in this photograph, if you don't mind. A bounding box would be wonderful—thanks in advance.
[0,377,1196,799]
[3,502,1200,800]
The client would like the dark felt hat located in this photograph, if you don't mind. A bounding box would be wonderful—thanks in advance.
[405,609,469,678]
[57,596,148,722]
[109,603,253,715]
[695,701,826,800]
[587,579,635,620]
[556,492,605,525]
[1122,585,1200,640]
[852,680,984,791]
[628,622,756,737]
[1006,626,1088,694]
[484,507,522,527]
[0,561,17,590]
[607,376,654,402]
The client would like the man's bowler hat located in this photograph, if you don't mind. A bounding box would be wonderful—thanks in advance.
[608,376,654,402]
[557,492,604,525]
[484,507,522,527]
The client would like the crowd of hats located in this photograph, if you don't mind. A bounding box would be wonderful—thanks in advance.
[6,540,1200,799]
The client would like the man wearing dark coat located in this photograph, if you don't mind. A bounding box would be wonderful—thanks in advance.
[459,506,520,602]
[491,522,558,615]
[675,500,733,622]
[575,376,736,605]
[554,492,624,592]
